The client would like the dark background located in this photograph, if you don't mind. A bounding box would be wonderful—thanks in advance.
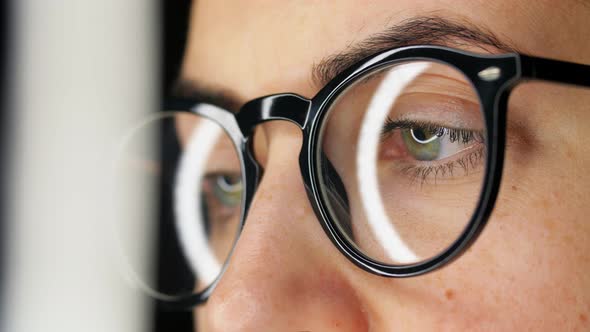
[157,0,194,331]
[162,0,192,99]
[0,0,10,323]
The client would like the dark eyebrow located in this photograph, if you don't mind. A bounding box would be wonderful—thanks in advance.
[312,16,516,87]
[170,79,243,113]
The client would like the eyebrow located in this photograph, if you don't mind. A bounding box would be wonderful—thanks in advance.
[173,15,516,111]
[312,16,515,86]
[171,79,243,112]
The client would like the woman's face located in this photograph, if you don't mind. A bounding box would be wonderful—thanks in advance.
[178,1,590,330]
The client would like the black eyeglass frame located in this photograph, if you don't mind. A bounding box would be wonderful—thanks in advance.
[163,45,590,308]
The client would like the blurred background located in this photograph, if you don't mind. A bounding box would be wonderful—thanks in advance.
[0,0,195,331]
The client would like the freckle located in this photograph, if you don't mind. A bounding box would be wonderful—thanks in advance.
[579,313,587,323]
[445,289,455,301]
[511,185,518,191]
[566,147,575,159]
[544,218,556,231]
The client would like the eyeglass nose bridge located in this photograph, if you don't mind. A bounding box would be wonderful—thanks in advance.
[235,93,311,136]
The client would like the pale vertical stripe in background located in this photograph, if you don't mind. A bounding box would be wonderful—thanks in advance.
[3,1,157,331]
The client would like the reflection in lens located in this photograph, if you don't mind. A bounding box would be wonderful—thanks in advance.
[175,115,223,286]
[319,60,486,266]
[355,62,429,263]
[115,111,243,299]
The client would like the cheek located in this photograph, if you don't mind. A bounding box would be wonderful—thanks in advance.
[442,177,590,329]
[342,167,590,330]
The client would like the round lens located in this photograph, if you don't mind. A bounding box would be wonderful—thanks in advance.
[318,60,486,266]
[114,112,243,299]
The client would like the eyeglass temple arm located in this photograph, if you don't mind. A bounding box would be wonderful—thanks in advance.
[519,54,590,88]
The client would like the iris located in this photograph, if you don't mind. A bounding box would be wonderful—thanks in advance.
[401,127,442,161]
[212,174,243,207]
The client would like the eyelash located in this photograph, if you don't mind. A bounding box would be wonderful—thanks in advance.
[400,148,486,185]
[382,117,485,144]
[382,117,486,185]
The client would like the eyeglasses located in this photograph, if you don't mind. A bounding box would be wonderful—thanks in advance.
[116,45,590,308]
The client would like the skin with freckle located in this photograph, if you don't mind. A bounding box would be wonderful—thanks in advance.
[177,1,590,331]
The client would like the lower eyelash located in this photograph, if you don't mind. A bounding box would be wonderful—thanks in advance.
[398,146,486,186]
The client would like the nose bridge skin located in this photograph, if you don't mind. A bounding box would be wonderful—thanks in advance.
[199,117,370,330]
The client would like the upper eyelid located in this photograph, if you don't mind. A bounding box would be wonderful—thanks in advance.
[377,91,484,130]
[381,118,483,137]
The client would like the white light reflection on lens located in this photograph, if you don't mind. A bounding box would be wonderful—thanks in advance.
[174,105,223,286]
[356,62,430,264]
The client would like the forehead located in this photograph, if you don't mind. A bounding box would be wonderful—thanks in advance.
[180,0,589,103]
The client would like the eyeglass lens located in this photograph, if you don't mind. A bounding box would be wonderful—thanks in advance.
[318,60,487,266]
[115,112,244,299]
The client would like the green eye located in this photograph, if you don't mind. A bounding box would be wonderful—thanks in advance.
[213,174,243,207]
[401,128,442,161]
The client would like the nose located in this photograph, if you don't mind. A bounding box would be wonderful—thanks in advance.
[198,121,369,331]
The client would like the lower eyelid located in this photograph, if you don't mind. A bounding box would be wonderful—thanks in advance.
[393,145,486,185]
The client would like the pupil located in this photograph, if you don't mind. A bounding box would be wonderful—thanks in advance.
[217,174,242,193]
[413,128,428,142]
[222,175,237,186]
[410,128,438,144]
